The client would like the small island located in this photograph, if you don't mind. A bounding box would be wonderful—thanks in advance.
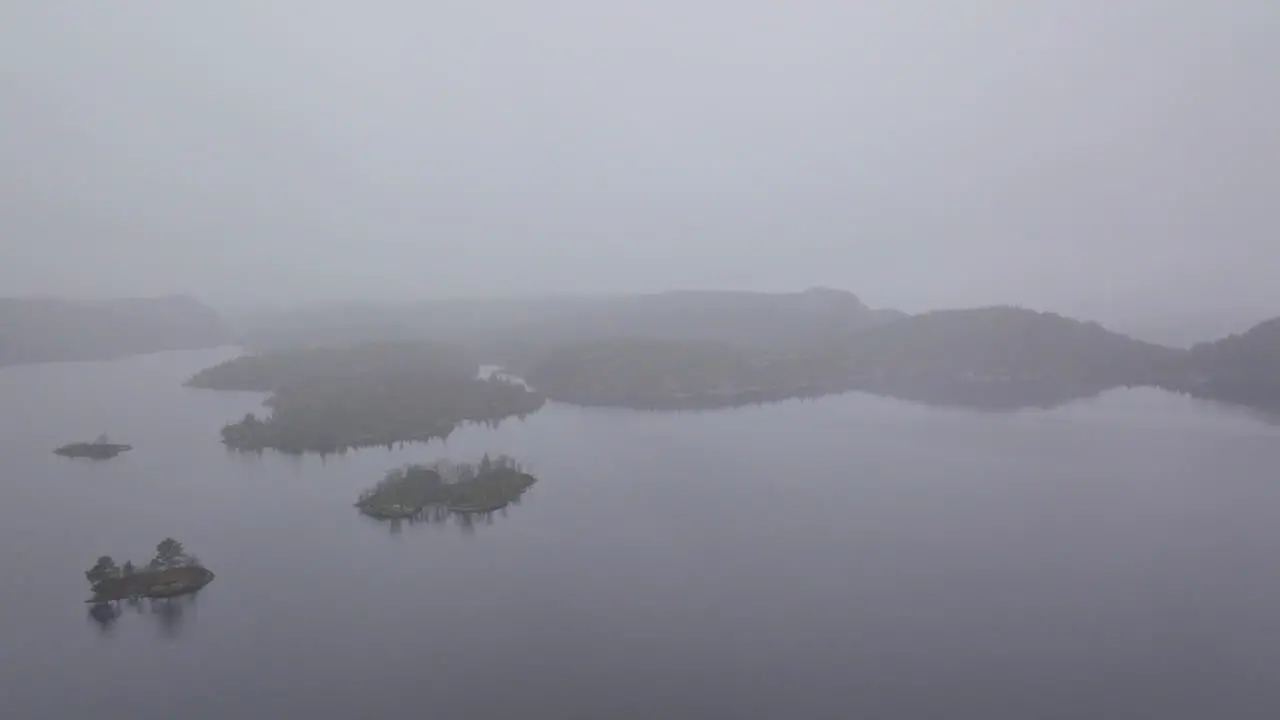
[54,434,133,460]
[187,342,546,454]
[356,455,537,520]
[84,538,214,605]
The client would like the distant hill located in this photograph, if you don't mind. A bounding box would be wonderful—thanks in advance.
[1167,316,1280,409]
[523,338,814,409]
[534,287,884,347]
[521,306,1196,411]
[187,294,1280,417]
[837,306,1186,408]
[239,288,901,369]
[0,296,230,366]
[525,334,862,410]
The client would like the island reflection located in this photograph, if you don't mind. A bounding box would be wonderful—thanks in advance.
[87,594,200,639]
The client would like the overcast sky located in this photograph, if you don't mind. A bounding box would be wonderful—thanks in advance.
[1,1,1276,317]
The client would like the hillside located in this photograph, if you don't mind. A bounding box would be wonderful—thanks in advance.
[237,288,900,367]
[837,307,1186,408]
[185,295,1280,416]
[186,340,477,392]
[1170,316,1280,409]
[524,338,843,409]
[523,306,1190,411]
[0,296,230,366]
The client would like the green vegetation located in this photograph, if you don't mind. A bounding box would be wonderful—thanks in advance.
[54,434,132,459]
[188,342,546,454]
[354,464,444,519]
[356,455,537,520]
[84,538,214,604]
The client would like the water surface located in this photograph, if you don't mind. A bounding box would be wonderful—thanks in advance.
[2,349,1280,719]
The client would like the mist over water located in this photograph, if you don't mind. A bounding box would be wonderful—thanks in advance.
[2,349,1280,719]
[3,2,1279,324]
[3,0,1278,715]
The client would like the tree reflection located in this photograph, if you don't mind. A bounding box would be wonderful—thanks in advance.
[87,603,121,634]
[149,595,197,639]
[360,502,519,536]
[86,592,202,638]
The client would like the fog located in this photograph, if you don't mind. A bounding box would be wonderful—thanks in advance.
[1,1,1277,322]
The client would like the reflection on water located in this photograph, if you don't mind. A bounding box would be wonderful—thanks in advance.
[149,594,198,639]
[9,349,1280,718]
[86,603,121,634]
[86,594,200,638]
[360,492,526,536]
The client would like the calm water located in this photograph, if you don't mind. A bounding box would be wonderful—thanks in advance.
[3,349,1280,719]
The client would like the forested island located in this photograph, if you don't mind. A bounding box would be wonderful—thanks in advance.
[0,296,229,366]
[188,342,545,454]
[356,455,537,520]
[84,539,213,604]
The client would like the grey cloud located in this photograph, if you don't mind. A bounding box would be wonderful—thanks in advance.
[1,1,1276,323]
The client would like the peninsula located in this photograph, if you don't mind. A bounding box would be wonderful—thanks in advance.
[188,342,545,454]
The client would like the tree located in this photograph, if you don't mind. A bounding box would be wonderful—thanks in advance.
[151,538,186,569]
[85,556,119,586]
[121,560,135,576]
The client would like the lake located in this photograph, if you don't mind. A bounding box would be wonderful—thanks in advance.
[3,348,1280,719]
